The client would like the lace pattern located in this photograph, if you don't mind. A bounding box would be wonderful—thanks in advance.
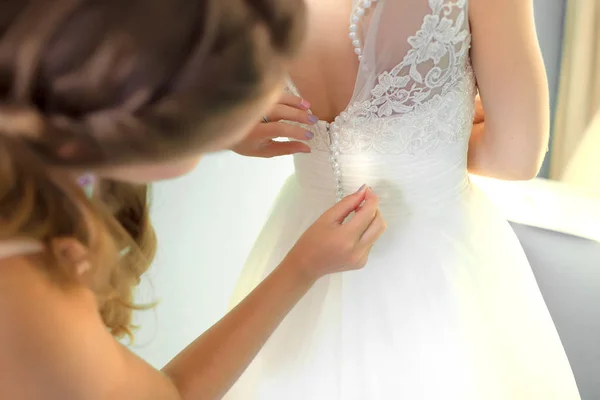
[287,0,476,156]
[341,73,475,155]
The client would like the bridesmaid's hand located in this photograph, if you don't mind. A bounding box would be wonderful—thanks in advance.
[231,94,318,158]
[285,185,386,281]
[473,94,484,125]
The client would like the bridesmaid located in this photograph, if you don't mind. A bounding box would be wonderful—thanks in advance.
[0,1,386,399]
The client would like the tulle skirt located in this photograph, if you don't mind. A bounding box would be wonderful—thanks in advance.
[225,173,581,399]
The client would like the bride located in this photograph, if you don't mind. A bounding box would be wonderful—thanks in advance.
[227,0,581,398]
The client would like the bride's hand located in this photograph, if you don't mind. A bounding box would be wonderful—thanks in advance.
[284,186,386,280]
[231,94,318,158]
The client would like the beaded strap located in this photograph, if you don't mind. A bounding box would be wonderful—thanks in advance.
[329,0,377,202]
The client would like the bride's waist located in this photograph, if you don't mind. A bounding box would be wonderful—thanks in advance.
[293,151,470,214]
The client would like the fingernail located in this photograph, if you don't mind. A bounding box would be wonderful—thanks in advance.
[308,115,319,124]
[305,131,314,139]
[300,99,311,109]
[355,184,367,193]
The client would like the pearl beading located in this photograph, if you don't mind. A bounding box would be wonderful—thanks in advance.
[329,0,376,202]
[349,0,376,61]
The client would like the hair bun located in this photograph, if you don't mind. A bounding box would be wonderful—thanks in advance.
[246,0,306,54]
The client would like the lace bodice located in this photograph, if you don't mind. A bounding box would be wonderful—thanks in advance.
[286,0,476,156]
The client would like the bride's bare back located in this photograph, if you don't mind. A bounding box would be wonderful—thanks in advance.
[287,0,358,123]
[287,0,441,123]
[287,0,550,180]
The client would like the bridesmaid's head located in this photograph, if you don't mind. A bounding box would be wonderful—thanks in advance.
[0,0,306,180]
[0,0,305,339]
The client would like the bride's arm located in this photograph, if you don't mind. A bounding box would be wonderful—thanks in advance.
[467,0,549,180]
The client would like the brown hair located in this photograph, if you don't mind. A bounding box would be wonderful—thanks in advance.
[0,0,305,339]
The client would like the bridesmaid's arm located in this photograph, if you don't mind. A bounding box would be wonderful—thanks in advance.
[467,0,549,180]
[163,187,383,399]
[0,189,385,400]
[0,253,316,400]
[162,257,316,399]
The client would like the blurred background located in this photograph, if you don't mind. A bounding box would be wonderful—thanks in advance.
[129,1,600,397]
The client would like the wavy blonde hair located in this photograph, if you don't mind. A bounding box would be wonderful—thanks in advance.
[0,0,305,339]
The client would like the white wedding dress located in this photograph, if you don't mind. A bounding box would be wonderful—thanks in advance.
[226,0,581,398]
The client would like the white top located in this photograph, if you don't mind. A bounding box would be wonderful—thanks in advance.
[0,240,43,261]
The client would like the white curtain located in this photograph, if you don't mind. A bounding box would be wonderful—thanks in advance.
[550,0,600,180]
[562,110,600,197]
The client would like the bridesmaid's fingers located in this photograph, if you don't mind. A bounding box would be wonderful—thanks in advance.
[345,188,379,236]
[473,94,484,124]
[278,93,311,110]
[353,245,374,270]
[359,210,386,247]
[259,122,315,141]
[325,185,369,225]
[260,140,311,158]
[266,104,317,125]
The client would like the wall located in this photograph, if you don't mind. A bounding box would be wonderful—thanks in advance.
[129,153,293,367]
[129,2,568,368]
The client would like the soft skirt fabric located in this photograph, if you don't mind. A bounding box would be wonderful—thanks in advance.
[226,175,580,400]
